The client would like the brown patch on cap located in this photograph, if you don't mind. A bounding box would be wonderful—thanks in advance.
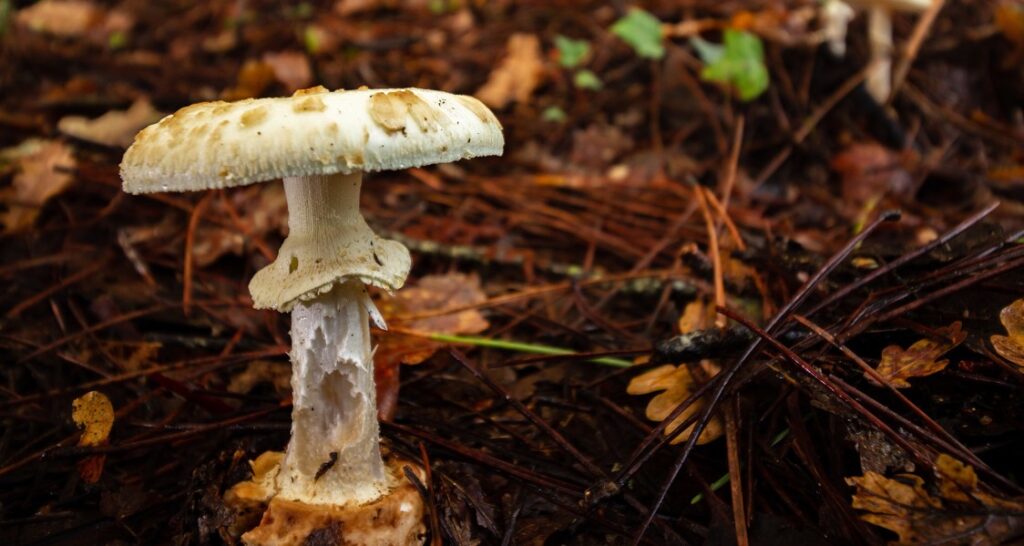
[293,96,327,113]
[293,85,329,96]
[369,90,442,134]
[241,106,269,128]
[368,91,409,132]
[456,95,498,126]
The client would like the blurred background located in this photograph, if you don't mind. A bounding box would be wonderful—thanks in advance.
[2,1,1024,544]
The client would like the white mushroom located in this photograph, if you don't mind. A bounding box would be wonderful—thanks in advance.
[120,86,503,545]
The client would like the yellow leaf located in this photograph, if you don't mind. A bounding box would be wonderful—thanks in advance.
[991,298,1024,368]
[873,322,965,388]
[71,390,114,484]
[627,360,723,445]
[72,390,114,447]
[847,455,1024,544]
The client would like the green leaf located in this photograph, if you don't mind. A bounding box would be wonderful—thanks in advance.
[610,8,664,60]
[541,106,567,123]
[555,35,590,68]
[573,69,603,90]
[696,29,769,102]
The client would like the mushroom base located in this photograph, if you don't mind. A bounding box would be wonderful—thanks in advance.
[229,455,426,546]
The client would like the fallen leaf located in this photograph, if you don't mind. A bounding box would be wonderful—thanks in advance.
[832,142,915,209]
[97,340,162,372]
[194,184,287,266]
[0,139,76,233]
[73,390,114,446]
[72,391,114,484]
[991,298,1024,368]
[16,0,98,37]
[15,0,132,41]
[475,33,544,109]
[995,1,1024,67]
[262,51,313,92]
[375,273,490,420]
[847,454,1024,544]
[872,322,965,388]
[228,360,291,395]
[627,299,723,445]
[222,60,276,101]
[58,98,163,148]
[379,272,490,365]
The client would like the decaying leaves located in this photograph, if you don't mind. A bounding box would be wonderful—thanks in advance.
[628,299,723,445]
[991,298,1024,368]
[0,139,76,233]
[475,33,544,109]
[58,98,163,148]
[872,322,965,388]
[72,391,115,483]
[194,184,287,267]
[374,273,490,420]
[847,454,1024,544]
[831,142,914,210]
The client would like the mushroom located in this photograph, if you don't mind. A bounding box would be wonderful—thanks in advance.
[120,86,503,545]
[823,0,932,103]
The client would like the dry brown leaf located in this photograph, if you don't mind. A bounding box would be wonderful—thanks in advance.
[193,184,287,266]
[475,33,544,109]
[995,1,1024,67]
[0,139,76,233]
[222,60,276,101]
[228,360,291,395]
[98,341,162,372]
[16,0,132,40]
[16,0,99,37]
[58,99,163,148]
[374,273,489,421]
[873,322,965,388]
[262,51,313,92]
[72,391,114,484]
[847,454,1024,545]
[628,298,723,445]
[831,142,914,209]
[378,272,490,365]
[991,298,1024,368]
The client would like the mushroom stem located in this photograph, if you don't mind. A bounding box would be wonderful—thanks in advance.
[866,5,894,102]
[271,173,392,506]
[283,173,371,260]
[277,281,389,506]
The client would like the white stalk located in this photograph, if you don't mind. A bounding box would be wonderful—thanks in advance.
[866,6,894,103]
[270,174,392,506]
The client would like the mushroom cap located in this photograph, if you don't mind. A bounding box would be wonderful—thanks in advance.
[120,86,504,193]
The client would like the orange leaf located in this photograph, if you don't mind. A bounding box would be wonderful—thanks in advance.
[627,360,723,445]
[872,322,965,388]
[991,298,1024,368]
[847,455,1024,544]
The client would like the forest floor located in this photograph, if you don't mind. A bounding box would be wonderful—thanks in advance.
[2,1,1024,544]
